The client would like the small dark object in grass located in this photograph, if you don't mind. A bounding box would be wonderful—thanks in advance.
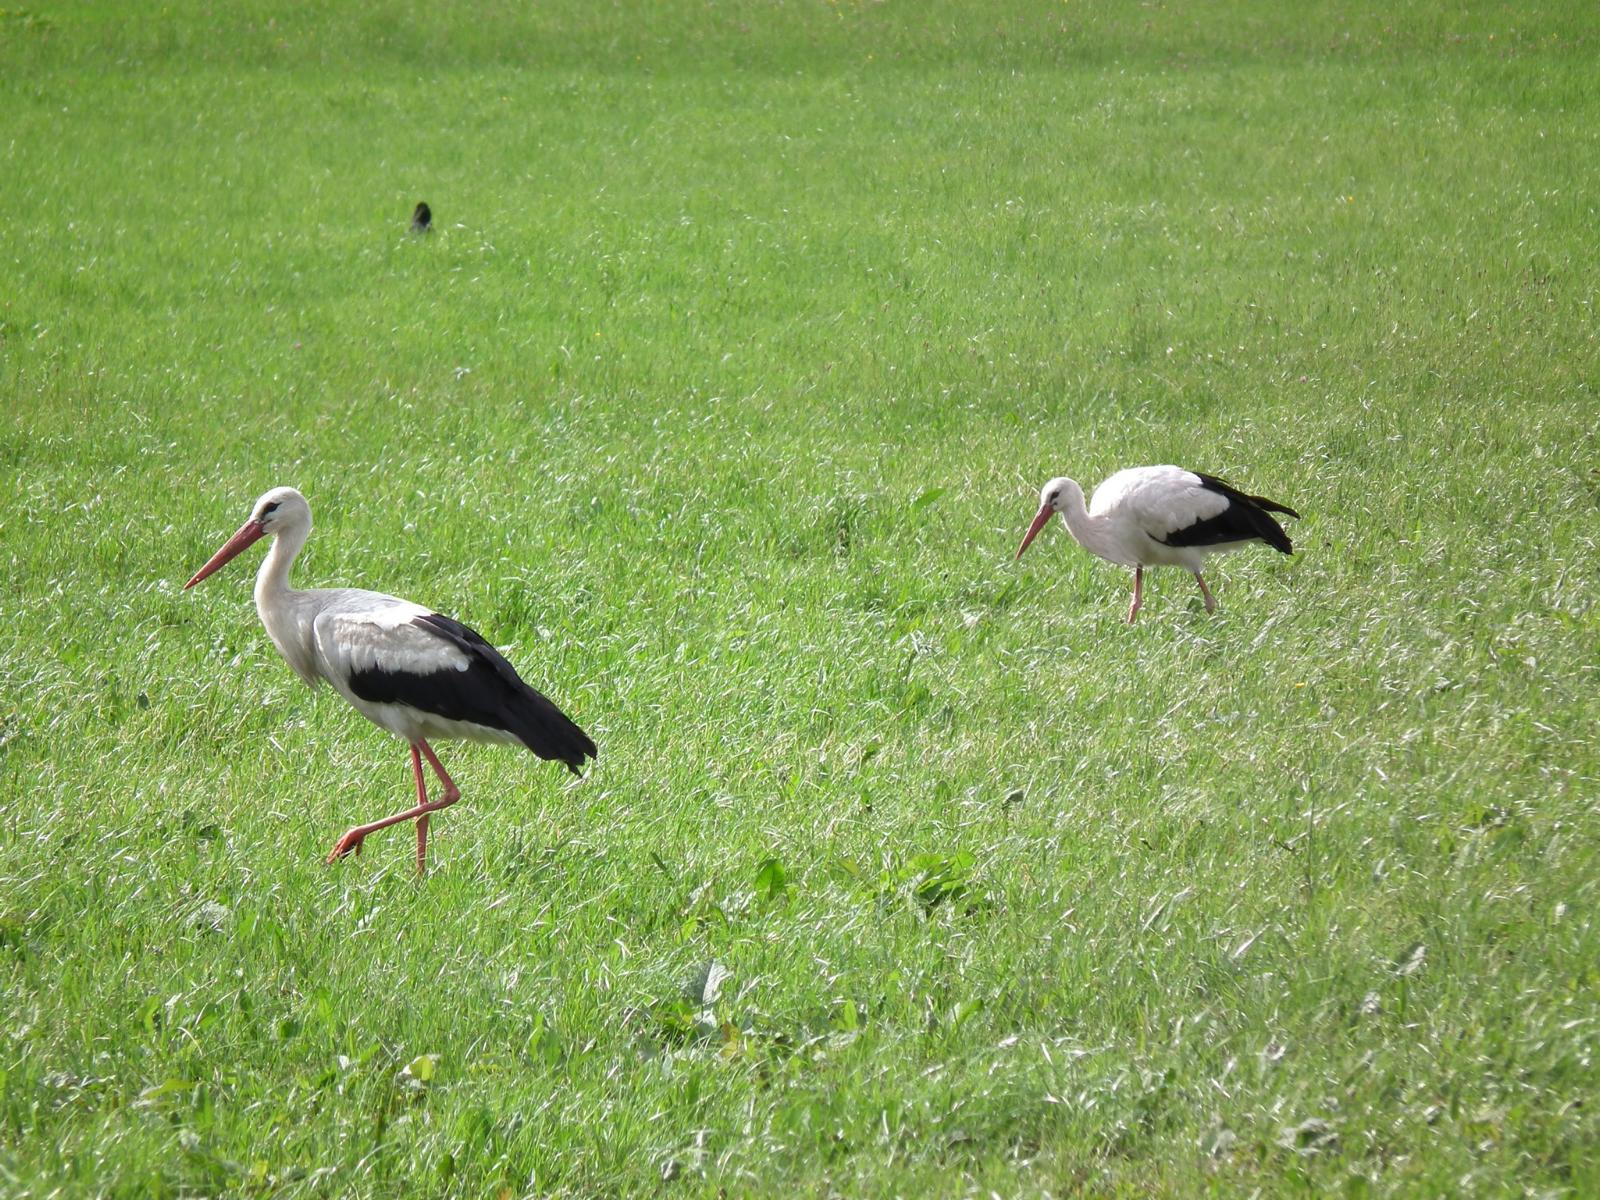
[410,201,432,234]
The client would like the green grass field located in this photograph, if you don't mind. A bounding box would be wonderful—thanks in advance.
[3,1,1598,1195]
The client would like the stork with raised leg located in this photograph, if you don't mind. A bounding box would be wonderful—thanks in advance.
[1015,465,1301,622]
[184,487,596,873]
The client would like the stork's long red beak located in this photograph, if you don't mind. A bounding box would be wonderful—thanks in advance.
[185,520,266,588]
[1015,505,1054,560]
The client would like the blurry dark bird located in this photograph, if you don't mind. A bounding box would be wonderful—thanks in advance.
[410,202,432,234]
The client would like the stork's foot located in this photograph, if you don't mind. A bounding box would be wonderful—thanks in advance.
[326,828,367,863]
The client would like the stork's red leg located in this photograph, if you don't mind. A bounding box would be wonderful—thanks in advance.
[1126,566,1144,624]
[326,740,461,874]
[413,741,460,872]
[1193,570,1217,614]
[411,745,431,872]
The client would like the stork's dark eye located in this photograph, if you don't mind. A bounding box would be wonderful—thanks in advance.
[262,501,280,516]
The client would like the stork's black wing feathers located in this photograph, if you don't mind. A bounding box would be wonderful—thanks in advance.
[347,613,596,773]
[1157,473,1300,555]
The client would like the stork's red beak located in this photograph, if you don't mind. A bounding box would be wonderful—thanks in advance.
[1015,505,1053,560]
[185,520,266,589]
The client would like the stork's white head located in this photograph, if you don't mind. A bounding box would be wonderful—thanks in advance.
[185,486,313,589]
[1015,476,1083,560]
[250,486,312,538]
[1037,477,1084,514]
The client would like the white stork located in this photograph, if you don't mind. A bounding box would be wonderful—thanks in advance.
[184,486,596,873]
[1015,465,1301,623]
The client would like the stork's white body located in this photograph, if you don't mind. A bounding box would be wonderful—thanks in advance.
[257,578,523,748]
[1068,466,1235,570]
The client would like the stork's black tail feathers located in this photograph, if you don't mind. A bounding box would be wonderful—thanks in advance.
[1238,491,1301,521]
[516,688,598,775]
[1194,474,1301,555]
[413,614,597,773]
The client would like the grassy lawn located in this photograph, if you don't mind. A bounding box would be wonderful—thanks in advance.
[2,1,1597,1195]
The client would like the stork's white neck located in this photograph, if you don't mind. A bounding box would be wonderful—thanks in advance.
[254,523,307,611]
[252,522,324,687]
[1054,479,1121,562]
